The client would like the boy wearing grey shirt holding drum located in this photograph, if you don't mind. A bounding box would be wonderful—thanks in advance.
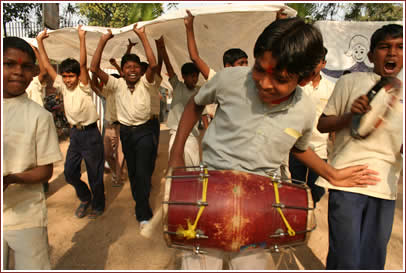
[169,17,380,270]
[316,24,403,270]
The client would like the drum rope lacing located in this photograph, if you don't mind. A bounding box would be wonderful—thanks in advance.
[176,168,209,239]
[272,179,296,236]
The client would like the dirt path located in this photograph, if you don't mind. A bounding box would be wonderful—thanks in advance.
[44,125,403,270]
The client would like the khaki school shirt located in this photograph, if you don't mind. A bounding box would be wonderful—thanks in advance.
[316,72,403,200]
[53,75,99,126]
[104,74,155,126]
[301,76,335,158]
[26,76,46,107]
[194,66,316,177]
[3,94,63,230]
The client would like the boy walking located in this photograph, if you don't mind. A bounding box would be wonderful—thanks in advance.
[3,37,63,269]
[169,17,380,270]
[36,26,105,219]
[90,24,159,228]
[316,24,403,270]
[156,37,202,166]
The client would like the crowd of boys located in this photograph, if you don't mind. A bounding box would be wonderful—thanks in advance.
[3,8,403,271]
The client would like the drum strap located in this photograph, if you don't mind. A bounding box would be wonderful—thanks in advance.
[176,168,209,239]
[273,181,296,236]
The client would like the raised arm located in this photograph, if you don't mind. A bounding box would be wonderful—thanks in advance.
[184,10,210,80]
[133,23,157,83]
[36,29,57,82]
[109,58,123,77]
[31,45,47,84]
[155,36,164,76]
[90,29,114,85]
[78,25,89,86]
[156,36,175,79]
[125,38,138,55]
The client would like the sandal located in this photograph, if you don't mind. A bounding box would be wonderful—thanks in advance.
[75,201,90,218]
[88,209,104,219]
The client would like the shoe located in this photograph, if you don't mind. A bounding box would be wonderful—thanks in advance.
[88,209,104,219]
[75,201,90,218]
[140,220,149,230]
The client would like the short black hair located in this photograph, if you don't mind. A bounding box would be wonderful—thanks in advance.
[254,17,324,82]
[3,36,36,64]
[121,53,141,69]
[181,62,200,75]
[223,48,248,66]
[370,24,403,52]
[140,61,148,74]
[60,58,80,76]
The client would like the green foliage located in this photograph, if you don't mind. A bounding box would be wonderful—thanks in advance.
[77,3,164,27]
[3,3,41,24]
[285,3,403,21]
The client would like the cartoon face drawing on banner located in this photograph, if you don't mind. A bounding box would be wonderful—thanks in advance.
[345,35,369,63]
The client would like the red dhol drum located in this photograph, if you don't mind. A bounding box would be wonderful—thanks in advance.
[163,166,316,253]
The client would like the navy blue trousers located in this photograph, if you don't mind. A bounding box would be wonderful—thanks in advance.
[326,190,395,270]
[289,152,325,204]
[120,121,156,222]
[64,126,105,211]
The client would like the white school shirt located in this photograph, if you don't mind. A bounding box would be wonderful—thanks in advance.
[3,93,63,230]
[53,75,99,126]
[104,74,156,126]
[301,75,335,159]
[166,75,201,137]
[26,76,46,107]
[316,72,403,200]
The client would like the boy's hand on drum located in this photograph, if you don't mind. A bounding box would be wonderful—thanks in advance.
[329,165,380,187]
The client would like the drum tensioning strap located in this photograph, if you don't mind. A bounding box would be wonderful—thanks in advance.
[271,176,296,237]
[175,168,209,240]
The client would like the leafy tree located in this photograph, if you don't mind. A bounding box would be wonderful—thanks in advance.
[286,3,402,21]
[3,3,42,37]
[77,3,165,28]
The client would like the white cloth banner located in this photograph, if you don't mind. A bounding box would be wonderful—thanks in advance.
[25,3,296,89]
[314,20,403,82]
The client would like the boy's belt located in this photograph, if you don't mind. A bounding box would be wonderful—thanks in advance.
[73,122,97,130]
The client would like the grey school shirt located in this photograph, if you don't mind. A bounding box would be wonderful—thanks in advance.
[194,66,316,177]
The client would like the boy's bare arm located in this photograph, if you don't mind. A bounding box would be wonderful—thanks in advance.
[317,94,370,133]
[89,72,103,97]
[291,147,380,187]
[90,29,114,85]
[3,164,53,191]
[125,38,137,55]
[31,45,47,84]
[156,36,175,79]
[36,29,58,82]
[109,58,123,77]
[155,36,164,76]
[184,10,210,80]
[133,24,157,83]
[78,25,89,86]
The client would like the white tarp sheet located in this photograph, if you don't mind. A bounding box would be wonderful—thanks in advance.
[314,20,403,82]
[25,3,296,88]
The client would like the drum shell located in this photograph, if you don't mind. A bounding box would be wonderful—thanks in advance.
[163,169,313,252]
